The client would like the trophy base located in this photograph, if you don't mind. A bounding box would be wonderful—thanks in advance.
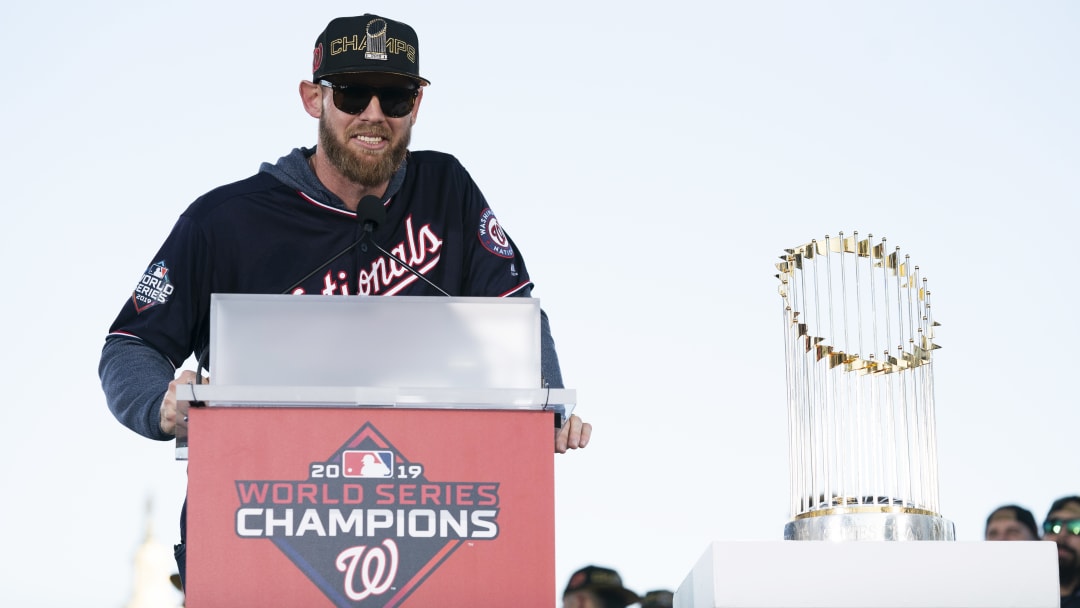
[675,541,1058,607]
[784,506,956,541]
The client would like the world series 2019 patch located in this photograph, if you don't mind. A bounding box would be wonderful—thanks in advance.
[131,260,174,313]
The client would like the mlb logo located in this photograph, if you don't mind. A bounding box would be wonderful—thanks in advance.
[151,263,168,279]
[342,450,393,478]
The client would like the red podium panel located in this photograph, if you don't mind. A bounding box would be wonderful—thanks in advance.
[186,406,555,607]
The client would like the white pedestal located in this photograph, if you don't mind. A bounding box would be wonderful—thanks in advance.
[675,541,1058,608]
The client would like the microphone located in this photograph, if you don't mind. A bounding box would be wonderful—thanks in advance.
[354,195,451,297]
[282,195,386,294]
[355,195,386,235]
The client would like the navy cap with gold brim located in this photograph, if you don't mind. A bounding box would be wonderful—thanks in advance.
[312,15,431,86]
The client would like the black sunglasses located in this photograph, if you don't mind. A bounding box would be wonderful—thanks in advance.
[318,80,419,118]
[1043,518,1080,536]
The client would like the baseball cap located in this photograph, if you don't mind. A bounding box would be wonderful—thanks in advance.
[312,15,430,85]
[641,589,674,608]
[563,565,639,606]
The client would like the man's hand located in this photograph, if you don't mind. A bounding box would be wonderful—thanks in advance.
[160,370,200,436]
[555,414,591,454]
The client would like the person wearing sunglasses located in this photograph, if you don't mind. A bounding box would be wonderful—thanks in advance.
[1043,495,1080,607]
[99,14,591,592]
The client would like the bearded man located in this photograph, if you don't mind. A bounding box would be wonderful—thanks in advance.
[99,14,590,593]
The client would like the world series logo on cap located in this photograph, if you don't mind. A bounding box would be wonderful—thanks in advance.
[365,18,388,61]
[314,14,426,83]
[325,17,417,65]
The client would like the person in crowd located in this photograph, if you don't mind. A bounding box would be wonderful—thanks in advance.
[1043,495,1080,607]
[985,504,1040,540]
[562,565,640,608]
[640,589,675,608]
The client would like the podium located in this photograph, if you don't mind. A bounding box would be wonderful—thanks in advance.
[174,294,575,607]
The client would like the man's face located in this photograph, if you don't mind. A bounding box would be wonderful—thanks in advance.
[1044,501,1080,584]
[317,75,419,187]
[986,517,1037,541]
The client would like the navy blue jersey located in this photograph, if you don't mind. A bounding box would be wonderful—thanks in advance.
[108,151,533,368]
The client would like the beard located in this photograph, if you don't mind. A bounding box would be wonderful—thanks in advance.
[318,114,410,187]
[1061,546,1078,586]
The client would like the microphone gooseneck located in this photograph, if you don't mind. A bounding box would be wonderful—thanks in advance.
[368,239,452,297]
[282,193,450,296]
[357,194,451,297]
[281,196,387,294]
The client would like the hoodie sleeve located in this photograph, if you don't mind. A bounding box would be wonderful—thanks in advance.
[99,334,176,441]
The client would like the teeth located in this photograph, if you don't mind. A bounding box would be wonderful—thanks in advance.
[357,136,382,143]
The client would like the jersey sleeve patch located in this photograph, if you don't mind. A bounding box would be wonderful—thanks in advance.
[131,260,175,313]
[476,208,515,258]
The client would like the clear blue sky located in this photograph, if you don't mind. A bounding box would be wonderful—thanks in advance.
[2,1,1077,605]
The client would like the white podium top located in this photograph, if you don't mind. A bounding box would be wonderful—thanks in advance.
[174,384,574,411]
[210,294,544,389]
[181,294,570,460]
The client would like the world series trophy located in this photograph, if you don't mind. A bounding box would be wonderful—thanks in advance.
[672,231,1059,607]
[775,231,955,541]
